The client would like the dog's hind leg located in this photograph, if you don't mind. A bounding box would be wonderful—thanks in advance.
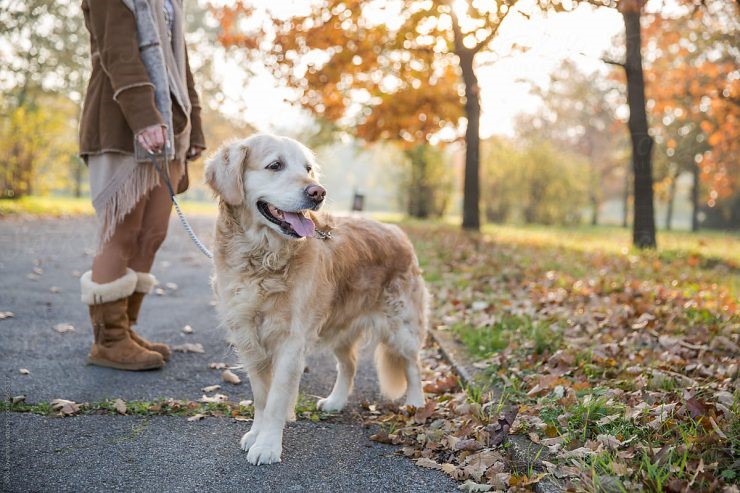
[246,339,306,465]
[240,367,270,452]
[317,341,358,412]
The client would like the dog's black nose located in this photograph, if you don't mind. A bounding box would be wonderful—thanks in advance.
[305,184,326,203]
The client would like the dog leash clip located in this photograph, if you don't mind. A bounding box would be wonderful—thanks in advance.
[314,229,333,240]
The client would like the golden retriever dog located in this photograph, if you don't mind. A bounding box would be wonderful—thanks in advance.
[205,134,428,465]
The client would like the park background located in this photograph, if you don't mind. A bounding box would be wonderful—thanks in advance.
[1,0,737,235]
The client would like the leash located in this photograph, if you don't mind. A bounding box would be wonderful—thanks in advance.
[149,145,214,260]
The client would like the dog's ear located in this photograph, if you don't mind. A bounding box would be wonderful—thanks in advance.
[204,143,248,205]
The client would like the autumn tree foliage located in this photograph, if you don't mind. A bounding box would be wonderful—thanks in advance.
[644,2,739,230]
[215,0,526,230]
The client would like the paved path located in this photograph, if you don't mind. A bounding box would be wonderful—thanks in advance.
[0,215,457,492]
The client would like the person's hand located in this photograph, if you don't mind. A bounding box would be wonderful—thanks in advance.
[136,125,167,154]
[186,145,206,161]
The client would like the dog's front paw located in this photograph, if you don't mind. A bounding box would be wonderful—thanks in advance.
[317,396,346,412]
[246,439,282,465]
[404,395,425,408]
[240,429,259,451]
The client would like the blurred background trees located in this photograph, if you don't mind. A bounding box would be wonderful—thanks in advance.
[0,0,737,235]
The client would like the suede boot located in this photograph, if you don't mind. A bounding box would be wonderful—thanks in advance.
[81,269,164,371]
[128,272,171,361]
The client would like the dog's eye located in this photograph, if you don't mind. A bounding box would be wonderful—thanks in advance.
[265,161,284,171]
[305,165,312,173]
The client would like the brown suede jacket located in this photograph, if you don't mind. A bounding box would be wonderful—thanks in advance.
[79,0,206,158]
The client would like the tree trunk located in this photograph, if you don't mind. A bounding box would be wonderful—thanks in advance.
[665,171,677,231]
[459,50,481,231]
[405,147,431,219]
[622,10,656,248]
[589,164,599,226]
[691,164,700,231]
[622,164,630,228]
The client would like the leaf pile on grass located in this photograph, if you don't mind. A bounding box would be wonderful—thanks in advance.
[404,223,738,492]
[366,348,531,490]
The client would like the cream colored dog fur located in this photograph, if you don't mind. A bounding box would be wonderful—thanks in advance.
[205,134,428,465]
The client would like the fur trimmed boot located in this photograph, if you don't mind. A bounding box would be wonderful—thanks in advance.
[81,269,164,371]
[127,271,171,361]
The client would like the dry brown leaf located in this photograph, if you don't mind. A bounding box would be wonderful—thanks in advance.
[51,399,80,415]
[415,457,442,470]
[199,393,228,403]
[458,479,493,492]
[113,398,127,414]
[53,323,76,334]
[221,369,242,385]
[12,395,26,404]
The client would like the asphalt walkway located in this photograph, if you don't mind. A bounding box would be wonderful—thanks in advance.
[0,215,457,493]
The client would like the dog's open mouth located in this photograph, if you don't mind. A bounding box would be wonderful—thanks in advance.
[257,201,315,238]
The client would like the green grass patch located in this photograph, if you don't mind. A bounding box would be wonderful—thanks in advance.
[0,195,219,218]
[452,315,561,360]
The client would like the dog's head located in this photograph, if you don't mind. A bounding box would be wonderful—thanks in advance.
[205,134,325,240]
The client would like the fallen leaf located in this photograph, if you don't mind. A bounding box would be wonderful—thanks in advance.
[165,282,178,290]
[199,393,228,403]
[202,384,221,393]
[0,311,14,320]
[416,457,443,470]
[187,413,206,422]
[182,325,193,334]
[51,399,80,415]
[172,343,204,353]
[11,395,26,404]
[454,439,484,452]
[19,368,30,375]
[53,323,76,334]
[208,362,227,369]
[458,479,492,492]
[412,400,436,423]
[113,398,127,414]
[685,397,707,419]
[238,400,253,407]
[49,286,60,293]
[221,369,242,385]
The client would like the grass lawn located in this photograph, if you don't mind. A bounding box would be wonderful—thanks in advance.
[401,221,738,491]
[0,195,219,217]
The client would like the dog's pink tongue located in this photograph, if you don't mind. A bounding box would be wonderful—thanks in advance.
[283,212,315,238]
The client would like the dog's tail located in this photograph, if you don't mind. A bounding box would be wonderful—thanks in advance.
[374,343,408,400]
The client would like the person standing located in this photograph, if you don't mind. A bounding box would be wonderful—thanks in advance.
[78,0,206,370]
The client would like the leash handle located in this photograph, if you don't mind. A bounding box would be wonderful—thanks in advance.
[149,146,214,260]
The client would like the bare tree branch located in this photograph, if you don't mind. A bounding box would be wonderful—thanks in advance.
[602,57,626,68]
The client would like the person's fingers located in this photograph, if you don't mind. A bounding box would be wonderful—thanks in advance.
[137,133,153,153]
[150,130,164,151]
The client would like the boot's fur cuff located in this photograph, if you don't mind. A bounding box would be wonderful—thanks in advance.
[134,271,157,294]
[80,269,137,305]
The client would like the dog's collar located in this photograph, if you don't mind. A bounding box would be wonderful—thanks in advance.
[313,229,333,240]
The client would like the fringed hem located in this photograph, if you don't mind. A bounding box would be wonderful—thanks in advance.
[96,162,161,249]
